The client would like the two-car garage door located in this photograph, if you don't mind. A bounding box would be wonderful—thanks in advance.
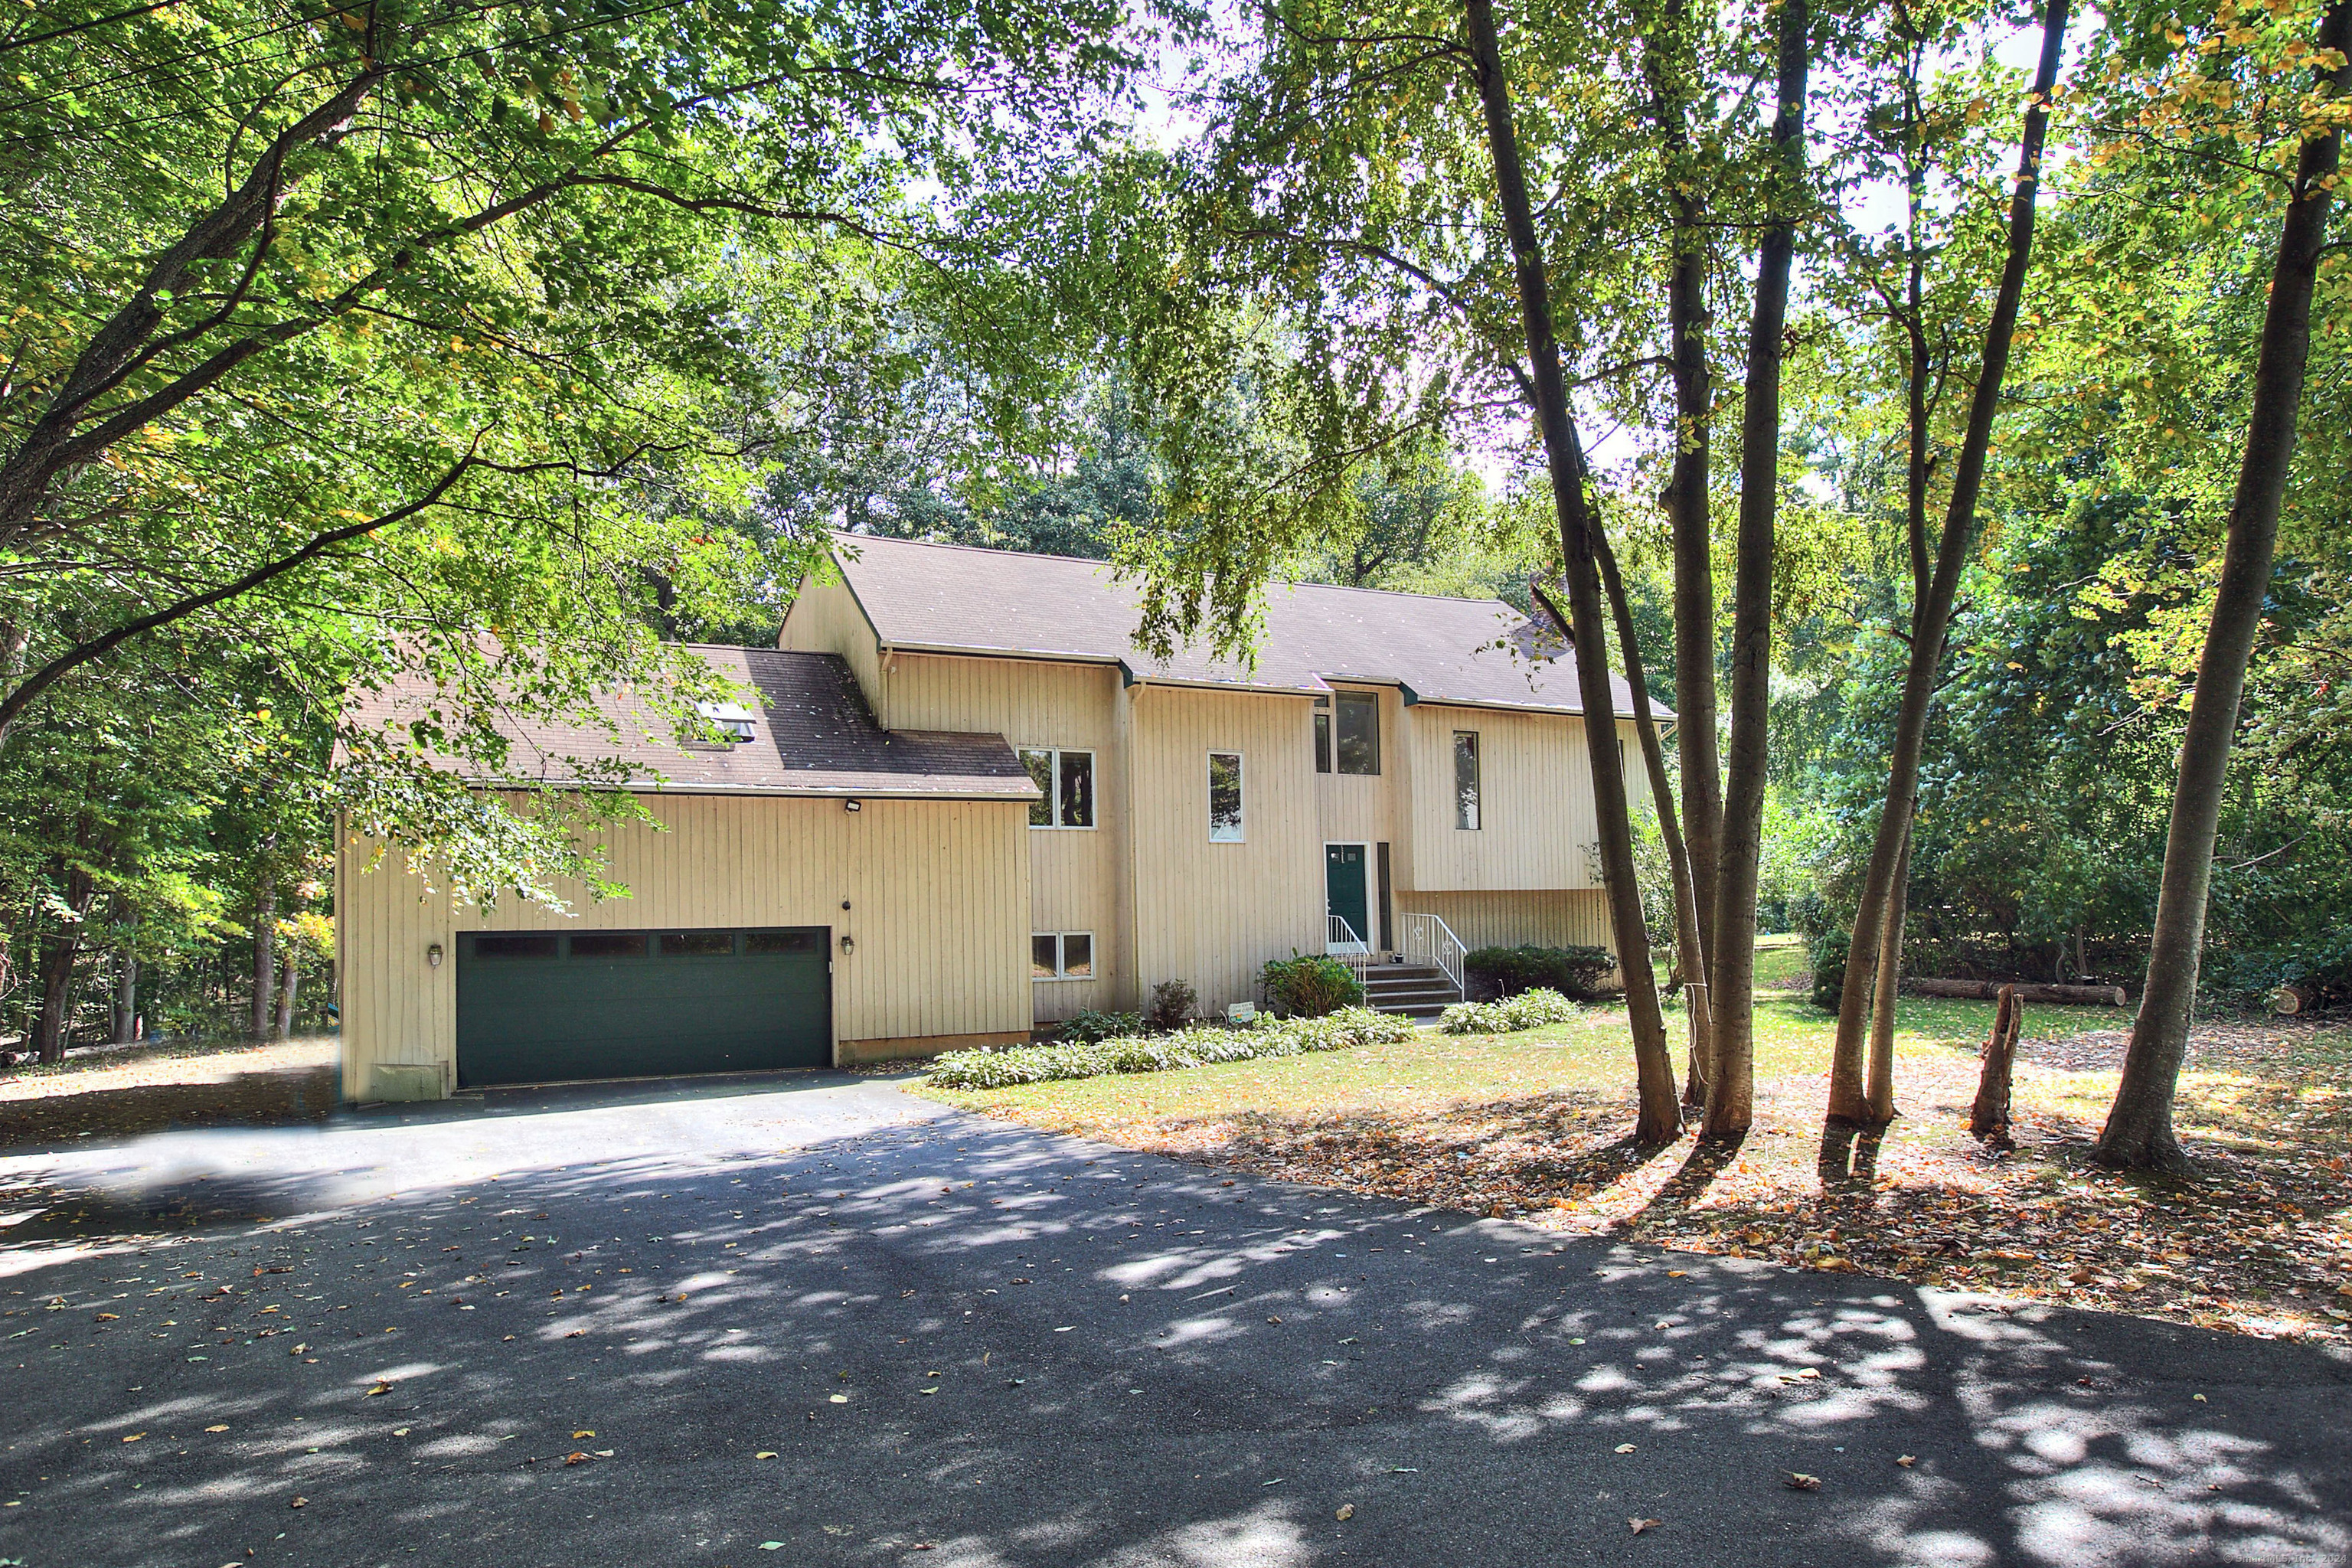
[456,927,831,1088]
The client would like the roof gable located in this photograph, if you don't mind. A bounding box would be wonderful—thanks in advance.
[831,534,1658,718]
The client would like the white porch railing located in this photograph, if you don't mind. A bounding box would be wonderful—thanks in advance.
[1325,914,1370,988]
[1400,913,1468,1000]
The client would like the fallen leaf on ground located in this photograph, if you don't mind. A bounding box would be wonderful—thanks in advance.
[1786,1473,1822,1491]
[1896,1455,1916,1468]
[1614,1443,1637,1454]
[364,1382,392,1397]
[204,1424,228,1433]
[1335,1504,1354,1521]
[1630,1517,1662,1534]
[573,1431,595,1439]
[564,1451,592,1465]
[289,1496,307,1509]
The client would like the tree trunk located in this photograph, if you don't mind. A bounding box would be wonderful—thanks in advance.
[32,867,96,1065]
[277,957,299,1040]
[32,929,80,1065]
[1970,985,2020,1143]
[113,949,139,1046]
[1862,815,1910,1124]
[1563,554,1711,1106]
[1704,0,1809,1140]
[1463,0,1681,1144]
[1639,0,1721,1091]
[253,869,278,1042]
[2099,0,2349,1171]
[1828,0,2070,1125]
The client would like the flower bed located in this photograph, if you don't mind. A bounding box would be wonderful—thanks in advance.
[1438,987,1579,1036]
[925,1007,1416,1090]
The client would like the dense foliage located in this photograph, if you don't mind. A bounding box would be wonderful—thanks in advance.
[1464,944,1619,1002]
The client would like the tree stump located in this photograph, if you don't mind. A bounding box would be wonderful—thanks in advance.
[1970,985,2021,1145]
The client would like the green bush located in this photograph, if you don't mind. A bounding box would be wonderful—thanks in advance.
[926,1007,1415,1089]
[1146,979,1198,1033]
[1462,944,1616,1002]
[1259,952,1364,1017]
[1438,987,1579,1036]
[1809,929,1849,1013]
[1057,1008,1144,1044]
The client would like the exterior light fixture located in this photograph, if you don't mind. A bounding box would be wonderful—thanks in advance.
[843,799,862,812]
[426,942,445,969]
[839,933,855,956]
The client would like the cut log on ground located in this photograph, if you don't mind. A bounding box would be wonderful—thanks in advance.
[1970,985,2022,1145]
[1911,978,2125,1006]
[2267,983,2316,1018]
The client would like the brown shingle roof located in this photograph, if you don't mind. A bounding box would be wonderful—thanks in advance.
[830,534,1661,718]
[345,645,1037,800]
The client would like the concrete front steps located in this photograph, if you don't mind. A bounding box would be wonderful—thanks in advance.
[1360,962,1462,1020]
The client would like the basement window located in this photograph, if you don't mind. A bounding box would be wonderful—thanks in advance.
[1032,933,1095,980]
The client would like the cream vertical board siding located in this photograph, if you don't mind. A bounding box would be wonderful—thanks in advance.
[881,652,1126,1021]
[1404,704,1596,890]
[1395,888,1617,959]
[338,792,1031,1100]
[1127,684,1321,1012]
[776,573,886,712]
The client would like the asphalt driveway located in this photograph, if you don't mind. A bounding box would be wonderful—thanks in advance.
[1,1071,2346,1568]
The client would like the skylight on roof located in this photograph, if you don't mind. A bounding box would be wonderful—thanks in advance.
[694,700,758,743]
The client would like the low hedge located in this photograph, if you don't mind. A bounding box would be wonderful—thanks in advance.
[1462,944,1616,1002]
[926,1007,1415,1090]
[1438,987,1580,1036]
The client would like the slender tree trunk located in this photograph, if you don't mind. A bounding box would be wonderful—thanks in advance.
[113,949,139,1046]
[1704,0,1809,1139]
[277,958,299,1040]
[253,858,278,1042]
[1640,0,1720,1091]
[1558,556,1711,1106]
[1464,0,1681,1142]
[1863,815,1910,1122]
[1828,0,2070,1125]
[2098,0,2349,1171]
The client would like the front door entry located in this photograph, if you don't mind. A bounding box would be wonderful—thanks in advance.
[1325,843,1370,948]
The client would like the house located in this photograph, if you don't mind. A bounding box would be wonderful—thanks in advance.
[336,535,1651,1101]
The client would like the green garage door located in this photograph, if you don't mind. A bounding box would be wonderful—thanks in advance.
[456,927,831,1088]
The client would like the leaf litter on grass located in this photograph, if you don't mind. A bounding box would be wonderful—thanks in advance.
[935,1006,2351,1343]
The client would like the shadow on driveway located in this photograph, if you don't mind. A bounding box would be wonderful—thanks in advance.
[0,1081,2344,1568]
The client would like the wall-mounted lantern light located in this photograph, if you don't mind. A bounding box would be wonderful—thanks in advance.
[426,942,445,969]
[838,933,855,956]
[843,798,862,812]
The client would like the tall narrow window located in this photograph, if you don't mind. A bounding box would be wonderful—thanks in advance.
[1207,752,1244,841]
[1334,691,1380,775]
[1019,747,1095,828]
[1454,731,1481,830]
[1312,697,1332,773]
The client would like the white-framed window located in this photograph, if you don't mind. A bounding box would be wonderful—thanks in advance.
[1207,751,1245,841]
[1315,691,1379,775]
[1020,746,1096,828]
[1454,730,1481,830]
[1031,932,1095,980]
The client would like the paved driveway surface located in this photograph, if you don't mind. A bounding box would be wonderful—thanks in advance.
[0,1072,2345,1568]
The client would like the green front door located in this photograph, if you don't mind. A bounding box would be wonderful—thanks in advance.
[456,927,831,1088]
[1325,844,1369,946]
